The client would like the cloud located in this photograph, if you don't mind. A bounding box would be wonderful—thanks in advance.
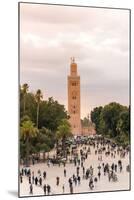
[20,3,130,118]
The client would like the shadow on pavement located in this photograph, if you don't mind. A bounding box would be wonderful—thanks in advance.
[8,190,18,197]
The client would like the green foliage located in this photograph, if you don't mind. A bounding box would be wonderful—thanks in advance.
[21,83,29,94]
[91,106,103,134]
[20,93,37,123]
[91,102,130,145]
[21,83,29,115]
[20,86,68,131]
[39,97,68,131]
[35,89,43,104]
[35,89,43,128]
[20,118,38,165]
[20,120,38,140]
[56,119,72,140]
[20,140,27,159]
[101,102,126,137]
[20,84,68,160]
[56,119,72,157]
[81,117,93,127]
[117,110,130,136]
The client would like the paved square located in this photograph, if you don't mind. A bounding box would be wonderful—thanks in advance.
[20,141,130,197]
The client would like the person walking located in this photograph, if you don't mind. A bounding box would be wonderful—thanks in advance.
[76,166,79,176]
[77,176,81,185]
[47,184,51,195]
[68,177,72,185]
[98,171,101,180]
[21,168,24,176]
[35,177,38,185]
[56,177,60,186]
[20,175,23,183]
[39,177,42,186]
[69,182,73,194]
[115,164,117,172]
[74,158,77,166]
[28,169,31,176]
[98,164,101,171]
[29,184,33,195]
[43,184,47,195]
[94,177,98,183]
[74,176,77,186]
[63,162,66,167]
[89,177,94,190]
[78,159,80,166]
[62,184,65,193]
[32,172,34,184]
[64,169,66,177]
[111,163,114,171]
[29,176,31,184]
[83,166,85,175]
[120,165,123,172]
[24,168,27,176]
[108,172,111,182]
[43,171,46,179]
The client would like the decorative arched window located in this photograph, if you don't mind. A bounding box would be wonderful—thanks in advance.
[72,91,77,100]
[72,96,76,100]
[72,82,77,86]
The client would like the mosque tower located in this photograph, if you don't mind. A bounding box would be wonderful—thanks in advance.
[68,57,81,136]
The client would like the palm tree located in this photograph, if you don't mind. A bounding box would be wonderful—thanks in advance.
[35,89,43,128]
[20,119,38,166]
[38,128,51,161]
[56,119,72,158]
[22,83,29,115]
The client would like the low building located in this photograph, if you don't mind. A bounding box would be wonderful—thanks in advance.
[81,125,96,136]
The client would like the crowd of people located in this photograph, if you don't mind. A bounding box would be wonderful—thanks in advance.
[20,137,130,196]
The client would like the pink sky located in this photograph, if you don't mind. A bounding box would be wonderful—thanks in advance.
[20,3,130,118]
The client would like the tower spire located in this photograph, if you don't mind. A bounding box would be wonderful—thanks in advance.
[70,57,75,63]
[70,57,77,76]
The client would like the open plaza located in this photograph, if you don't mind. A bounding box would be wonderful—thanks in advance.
[19,136,130,196]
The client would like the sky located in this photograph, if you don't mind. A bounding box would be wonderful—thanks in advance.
[20,3,130,119]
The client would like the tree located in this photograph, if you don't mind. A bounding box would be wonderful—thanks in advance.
[35,89,43,128]
[116,110,130,145]
[101,102,127,138]
[20,86,70,160]
[20,119,38,166]
[91,102,130,146]
[81,116,93,127]
[20,87,68,131]
[39,127,55,160]
[20,92,37,123]
[21,83,29,115]
[28,127,56,161]
[91,106,103,134]
[39,97,68,131]
[56,119,72,158]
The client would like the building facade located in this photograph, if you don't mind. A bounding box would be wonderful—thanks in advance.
[68,58,81,136]
[81,126,96,136]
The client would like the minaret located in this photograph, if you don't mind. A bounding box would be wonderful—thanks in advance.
[68,57,81,136]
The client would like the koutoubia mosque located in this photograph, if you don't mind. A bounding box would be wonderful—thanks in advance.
[68,57,96,136]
